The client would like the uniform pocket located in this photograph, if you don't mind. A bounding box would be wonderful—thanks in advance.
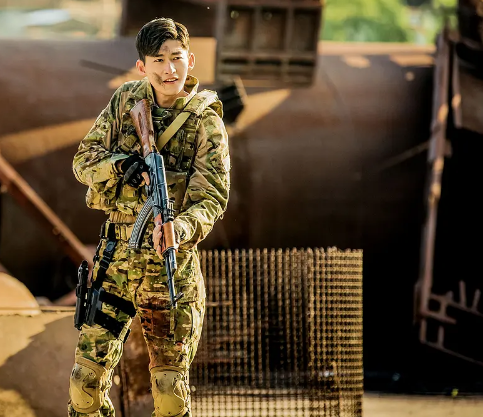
[165,170,188,216]
[115,183,144,215]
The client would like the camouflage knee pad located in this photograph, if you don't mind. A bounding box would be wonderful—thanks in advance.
[151,365,190,417]
[69,356,112,414]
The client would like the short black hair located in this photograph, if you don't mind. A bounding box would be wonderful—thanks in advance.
[136,18,190,63]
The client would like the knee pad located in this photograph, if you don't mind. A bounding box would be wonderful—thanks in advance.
[69,356,111,414]
[151,366,190,417]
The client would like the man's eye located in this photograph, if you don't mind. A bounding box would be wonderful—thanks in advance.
[155,59,163,63]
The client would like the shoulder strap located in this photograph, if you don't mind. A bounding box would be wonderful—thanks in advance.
[156,111,191,151]
[156,90,220,150]
[184,90,219,116]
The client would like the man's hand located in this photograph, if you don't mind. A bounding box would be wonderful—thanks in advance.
[153,222,179,258]
[119,155,150,188]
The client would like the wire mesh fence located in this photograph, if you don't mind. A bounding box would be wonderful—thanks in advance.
[190,248,363,417]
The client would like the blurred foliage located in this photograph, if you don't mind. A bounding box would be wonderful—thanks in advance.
[0,0,120,39]
[321,0,457,44]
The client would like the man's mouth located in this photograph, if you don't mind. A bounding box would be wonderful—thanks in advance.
[163,78,178,84]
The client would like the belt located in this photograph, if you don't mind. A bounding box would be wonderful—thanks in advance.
[109,212,137,223]
[100,220,134,242]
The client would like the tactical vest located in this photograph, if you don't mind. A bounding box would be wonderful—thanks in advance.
[86,89,222,222]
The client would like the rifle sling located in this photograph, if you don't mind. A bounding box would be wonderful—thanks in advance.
[156,111,191,150]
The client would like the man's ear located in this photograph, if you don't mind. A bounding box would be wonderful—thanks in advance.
[136,59,146,76]
[188,52,195,71]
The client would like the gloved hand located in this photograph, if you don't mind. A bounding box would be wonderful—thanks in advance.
[119,154,150,188]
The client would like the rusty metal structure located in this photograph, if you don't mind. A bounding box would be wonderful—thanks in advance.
[0,152,94,271]
[413,1,483,368]
[1,0,483,406]
[121,0,322,86]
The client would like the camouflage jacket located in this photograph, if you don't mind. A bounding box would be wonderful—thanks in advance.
[73,76,230,295]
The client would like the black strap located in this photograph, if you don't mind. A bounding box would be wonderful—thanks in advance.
[93,239,117,291]
[100,291,136,317]
[94,309,126,339]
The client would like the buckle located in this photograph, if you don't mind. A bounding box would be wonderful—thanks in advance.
[105,240,116,253]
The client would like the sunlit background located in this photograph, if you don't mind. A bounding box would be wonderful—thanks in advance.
[0,0,457,44]
[0,0,121,39]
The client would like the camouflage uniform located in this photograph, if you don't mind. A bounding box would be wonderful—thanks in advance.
[68,75,230,417]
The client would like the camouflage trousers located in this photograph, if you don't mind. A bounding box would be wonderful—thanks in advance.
[68,238,205,417]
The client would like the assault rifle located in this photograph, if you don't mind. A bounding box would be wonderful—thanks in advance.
[128,99,183,309]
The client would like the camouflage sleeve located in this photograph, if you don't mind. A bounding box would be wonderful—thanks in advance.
[174,108,231,250]
[72,86,129,194]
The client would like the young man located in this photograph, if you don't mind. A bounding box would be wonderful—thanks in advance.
[69,18,230,417]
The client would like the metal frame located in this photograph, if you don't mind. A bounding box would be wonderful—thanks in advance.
[414,25,483,365]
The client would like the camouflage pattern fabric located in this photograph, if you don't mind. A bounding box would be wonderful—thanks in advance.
[69,75,229,416]
[72,74,230,280]
[68,240,206,417]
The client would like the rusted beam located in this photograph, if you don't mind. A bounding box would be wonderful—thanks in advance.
[415,27,451,323]
[0,151,94,273]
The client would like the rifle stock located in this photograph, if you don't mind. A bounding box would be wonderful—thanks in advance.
[130,99,156,158]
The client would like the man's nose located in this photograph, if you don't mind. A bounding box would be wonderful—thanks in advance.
[163,61,176,74]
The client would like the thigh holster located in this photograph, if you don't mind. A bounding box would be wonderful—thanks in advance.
[75,222,136,341]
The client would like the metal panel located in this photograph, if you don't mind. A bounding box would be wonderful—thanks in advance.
[217,2,321,85]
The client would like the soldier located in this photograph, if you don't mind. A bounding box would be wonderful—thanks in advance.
[68,18,230,417]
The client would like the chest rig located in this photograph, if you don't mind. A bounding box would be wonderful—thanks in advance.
[119,90,221,173]
[110,89,222,219]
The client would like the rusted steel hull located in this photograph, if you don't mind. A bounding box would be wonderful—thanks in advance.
[0,39,433,292]
[0,39,440,382]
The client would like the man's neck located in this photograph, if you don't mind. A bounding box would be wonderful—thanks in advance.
[154,90,188,108]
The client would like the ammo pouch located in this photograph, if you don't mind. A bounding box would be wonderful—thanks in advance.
[75,223,136,341]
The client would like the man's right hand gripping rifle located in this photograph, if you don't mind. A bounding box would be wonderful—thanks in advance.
[117,99,183,308]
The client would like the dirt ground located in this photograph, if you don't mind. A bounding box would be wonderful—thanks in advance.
[364,393,483,417]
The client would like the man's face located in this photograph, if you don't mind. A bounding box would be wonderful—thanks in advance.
[136,39,195,101]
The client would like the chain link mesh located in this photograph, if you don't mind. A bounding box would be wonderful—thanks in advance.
[190,248,363,417]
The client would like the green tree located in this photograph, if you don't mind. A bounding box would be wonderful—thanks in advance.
[321,0,456,44]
